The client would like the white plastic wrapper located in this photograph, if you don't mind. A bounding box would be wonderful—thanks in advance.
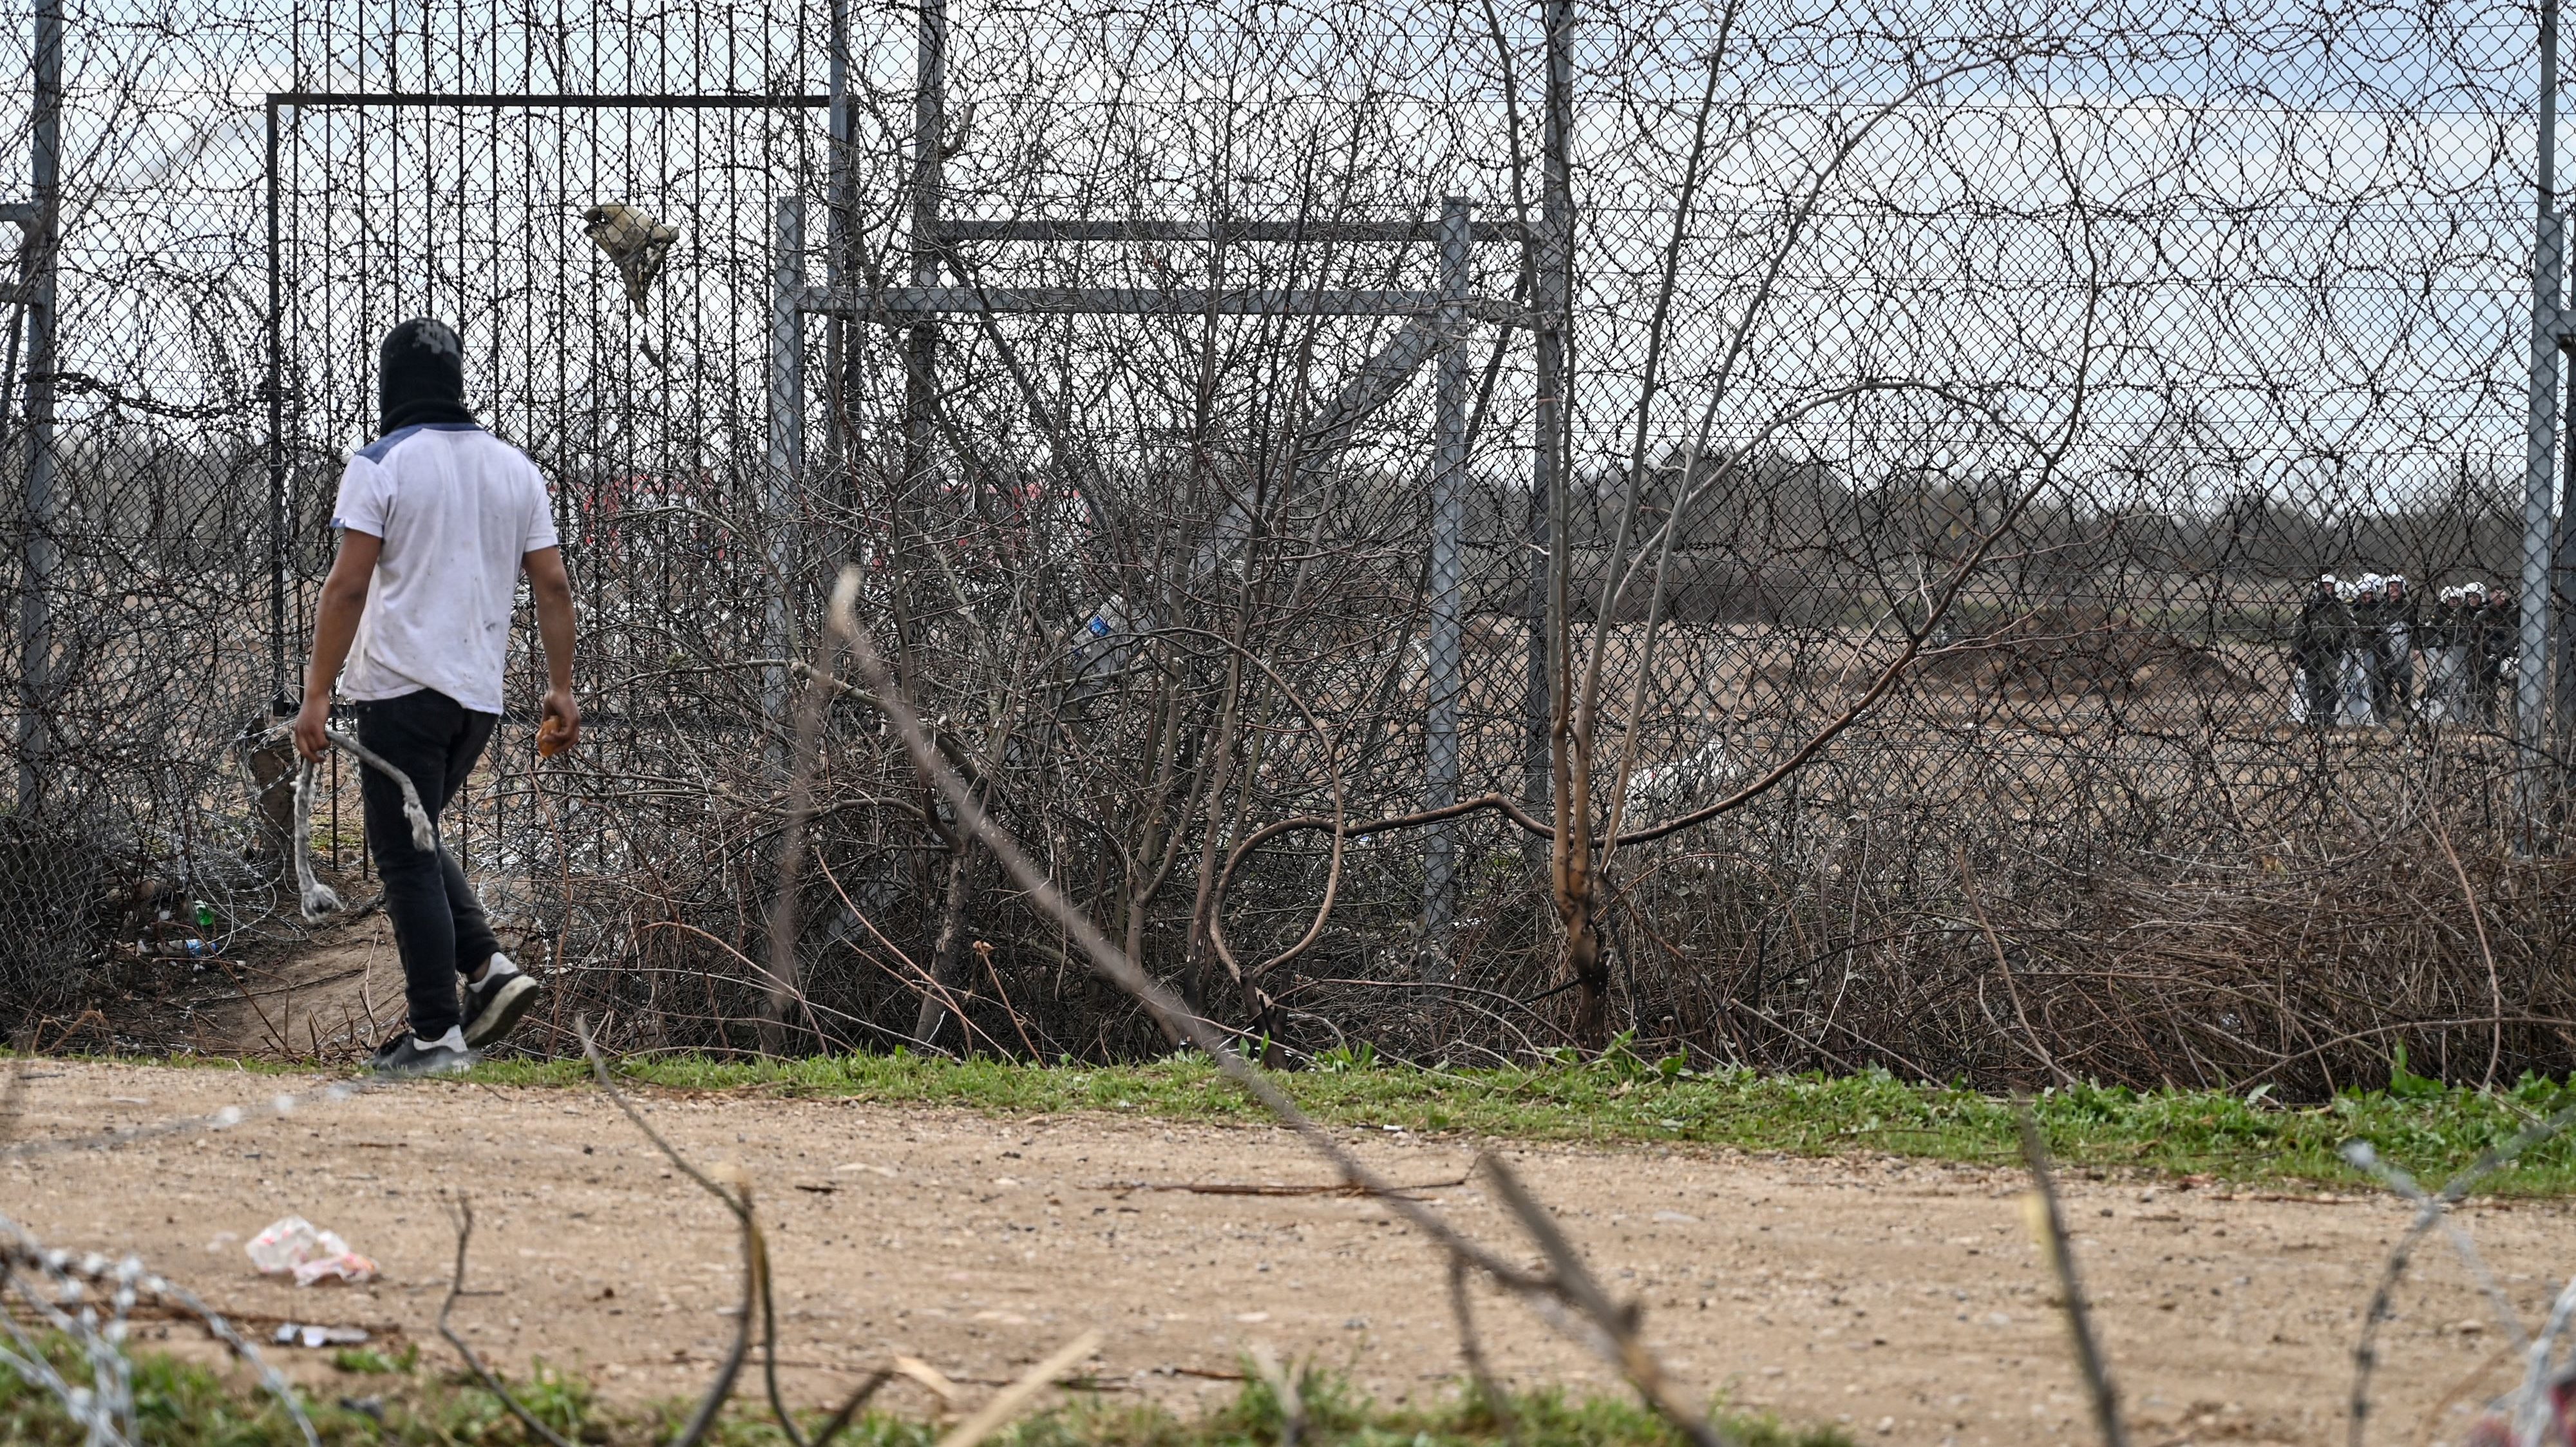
[272,1322,371,1347]
[245,1215,378,1287]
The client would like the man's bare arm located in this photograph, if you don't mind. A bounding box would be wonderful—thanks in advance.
[525,545,581,753]
[292,530,383,761]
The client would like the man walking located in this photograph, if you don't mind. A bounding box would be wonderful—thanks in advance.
[292,319,578,1075]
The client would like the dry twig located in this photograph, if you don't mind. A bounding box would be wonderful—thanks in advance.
[2015,1105,2125,1447]
[576,1016,761,1447]
[934,1330,1105,1447]
[1447,1252,1510,1424]
[1246,1342,1307,1447]
[837,575,1734,1447]
[437,1196,580,1447]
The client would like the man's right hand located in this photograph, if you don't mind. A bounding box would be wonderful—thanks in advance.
[524,546,580,759]
[538,686,581,757]
[292,696,332,762]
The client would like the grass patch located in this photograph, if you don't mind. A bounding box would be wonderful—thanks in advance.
[35,1037,2576,1193]
[0,1339,1844,1447]
[0,1339,566,1446]
[462,1045,2576,1193]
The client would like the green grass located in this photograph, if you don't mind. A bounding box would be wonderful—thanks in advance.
[457,1043,2576,1195]
[0,1339,1846,1447]
[46,1037,2576,1193]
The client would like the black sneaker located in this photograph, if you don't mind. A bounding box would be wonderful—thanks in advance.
[462,954,540,1049]
[368,1026,475,1077]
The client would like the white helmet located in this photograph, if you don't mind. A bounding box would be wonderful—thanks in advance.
[2336,578,2360,602]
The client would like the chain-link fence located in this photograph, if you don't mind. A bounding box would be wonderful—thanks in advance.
[4,0,2571,1090]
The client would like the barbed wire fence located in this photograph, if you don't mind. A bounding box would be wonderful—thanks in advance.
[3,0,2574,1092]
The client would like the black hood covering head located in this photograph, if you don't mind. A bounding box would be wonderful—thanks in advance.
[377,318,476,435]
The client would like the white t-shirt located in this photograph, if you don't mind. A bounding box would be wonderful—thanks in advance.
[329,423,560,715]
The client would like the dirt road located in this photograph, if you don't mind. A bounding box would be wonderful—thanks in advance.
[6,1060,2567,1447]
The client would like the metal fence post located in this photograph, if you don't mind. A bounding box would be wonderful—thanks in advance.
[1422,198,1471,965]
[902,0,945,547]
[14,0,61,817]
[2525,0,2564,837]
[766,196,806,772]
[2557,339,2576,741]
[824,0,849,485]
[1526,0,1575,838]
[264,97,285,705]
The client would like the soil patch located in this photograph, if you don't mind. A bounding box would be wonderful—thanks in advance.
[7,1059,2566,1447]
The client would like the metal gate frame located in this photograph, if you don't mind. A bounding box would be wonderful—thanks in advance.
[788,0,1559,954]
[258,88,833,711]
[249,3,1571,950]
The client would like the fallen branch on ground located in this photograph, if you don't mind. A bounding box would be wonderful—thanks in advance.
[1087,1175,1467,1198]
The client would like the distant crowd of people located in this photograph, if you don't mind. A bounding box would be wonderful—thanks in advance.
[2291,572,2511,727]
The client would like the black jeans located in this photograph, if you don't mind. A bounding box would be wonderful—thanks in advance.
[353,689,499,1039]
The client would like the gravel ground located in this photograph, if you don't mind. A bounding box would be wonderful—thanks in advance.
[7,1058,2569,1447]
